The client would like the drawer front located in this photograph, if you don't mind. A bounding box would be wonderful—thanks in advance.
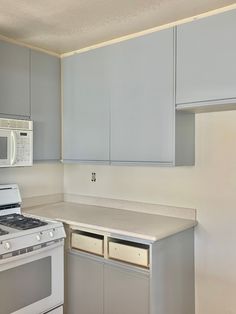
[71,233,104,256]
[108,242,149,267]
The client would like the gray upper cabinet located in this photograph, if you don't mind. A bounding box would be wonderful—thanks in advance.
[0,40,30,118]
[176,9,236,111]
[31,50,61,161]
[110,29,174,163]
[62,47,110,162]
[62,28,195,166]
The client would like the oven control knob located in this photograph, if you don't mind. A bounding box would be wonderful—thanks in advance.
[49,231,54,238]
[4,242,11,250]
[36,234,41,242]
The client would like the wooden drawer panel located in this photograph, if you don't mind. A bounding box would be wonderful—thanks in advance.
[71,233,104,256]
[108,241,149,267]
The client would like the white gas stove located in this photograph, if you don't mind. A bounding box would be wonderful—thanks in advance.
[0,184,65,314]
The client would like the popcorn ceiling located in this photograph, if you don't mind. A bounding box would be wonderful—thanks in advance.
[0,0,234,54]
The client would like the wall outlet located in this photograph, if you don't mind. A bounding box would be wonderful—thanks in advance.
[91,172,96,182]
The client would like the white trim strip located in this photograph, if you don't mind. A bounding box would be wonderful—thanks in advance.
[61,4,236,58]
[0,4,236,57]
[0,34,60,57]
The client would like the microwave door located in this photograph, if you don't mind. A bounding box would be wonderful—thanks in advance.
[0,130,11,166]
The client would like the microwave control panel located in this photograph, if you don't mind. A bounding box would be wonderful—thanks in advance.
[15,131,32,164]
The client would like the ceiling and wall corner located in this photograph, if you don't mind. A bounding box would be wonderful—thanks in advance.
[0,0,235,54]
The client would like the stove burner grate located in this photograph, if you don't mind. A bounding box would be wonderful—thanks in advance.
[0,214,48,230]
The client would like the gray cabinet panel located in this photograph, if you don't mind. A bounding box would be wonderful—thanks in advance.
[66,253,103,314]
[176,9,236,105]
[104,264,149,314]
[150,228,195,314]
[64,226,194,314]
[62,27,194,165]
[63,47,110,161]
[110,28,174,162]
[31,51,61,161]
[0,40,30,117]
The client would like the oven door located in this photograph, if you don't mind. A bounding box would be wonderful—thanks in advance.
[0,129,11,167]
[0,241,64,314]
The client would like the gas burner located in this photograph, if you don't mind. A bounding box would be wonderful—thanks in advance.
[0,228,9,236]
[0,214,48,230]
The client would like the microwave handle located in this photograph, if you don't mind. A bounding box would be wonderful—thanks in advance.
[11,131,17,165]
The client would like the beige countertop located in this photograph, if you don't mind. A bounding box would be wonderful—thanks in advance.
[24,201,196,242]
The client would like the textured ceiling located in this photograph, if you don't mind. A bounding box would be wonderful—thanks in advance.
[0,0,235,54]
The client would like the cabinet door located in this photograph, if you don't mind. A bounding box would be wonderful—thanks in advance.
[66,253,103,314]
[0,40,30,117]
[31,51,61,161]
[63,47,110,162]
[110,28,174,163]
[176,9,236,105]
[104,264,149,314]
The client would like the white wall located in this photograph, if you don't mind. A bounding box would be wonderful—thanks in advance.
[0,163,63,199]
[64,110,236,314]
[0,111,235,313]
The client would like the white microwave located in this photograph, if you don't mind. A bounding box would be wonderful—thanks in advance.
[0,118,33,167]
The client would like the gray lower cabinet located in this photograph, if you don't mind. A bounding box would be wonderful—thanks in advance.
[65,252,149,314]
[176,8,236,111]
[62,47,110,162]
[65,227,194,314]
[104,264,149,314]
[0,40,30,118]
[31,50,61,161]
[66,252,103,314]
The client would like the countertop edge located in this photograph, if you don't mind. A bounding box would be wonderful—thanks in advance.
[24,201,197,243]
